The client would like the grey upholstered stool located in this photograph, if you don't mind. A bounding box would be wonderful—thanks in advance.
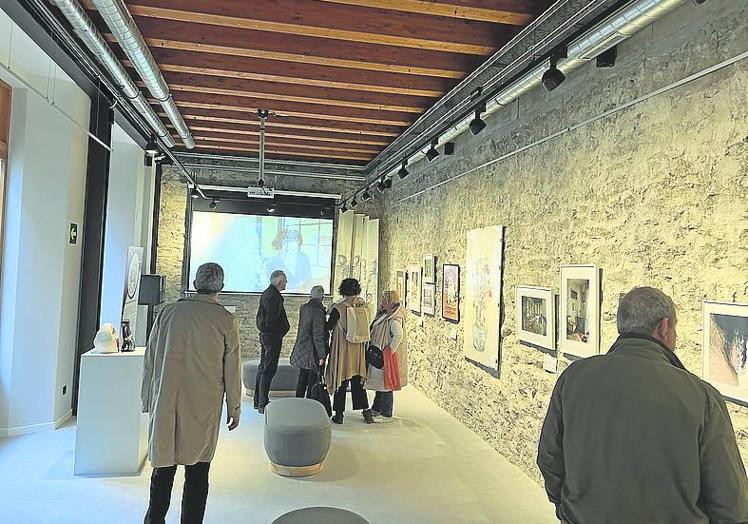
[242,358,300,396]
[264,398,332,477]
[271,507,369,524]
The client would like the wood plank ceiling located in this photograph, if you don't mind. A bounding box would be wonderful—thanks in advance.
[84,0,553,164]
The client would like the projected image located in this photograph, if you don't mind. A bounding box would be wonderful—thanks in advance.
[189,212,334,294]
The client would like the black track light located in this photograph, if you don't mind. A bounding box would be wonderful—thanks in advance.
[189,187,200,199]
[542,48,567,92]
[361,188,372,202]
[397,159,409,179]
[426,140,440,162]
[469,104,487,136]
[384,177,393,188]
[341,202,348,213]
[350,197,358,208]
[209,198,217,210]
[144,135,159,156]
[376,178,386,193]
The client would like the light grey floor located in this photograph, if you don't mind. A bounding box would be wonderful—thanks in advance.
[0,387,557,523]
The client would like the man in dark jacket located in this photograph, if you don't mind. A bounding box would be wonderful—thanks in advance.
[538,286,748,524]
[254,270,290,413]
[289,285,328,398]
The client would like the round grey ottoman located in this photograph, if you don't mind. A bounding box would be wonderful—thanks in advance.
[264,398,332,477]
[272,507,369,524]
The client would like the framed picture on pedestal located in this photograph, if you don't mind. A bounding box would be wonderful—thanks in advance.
[559,265,601,359]
[516,285,555,352]
[703,301,748,404]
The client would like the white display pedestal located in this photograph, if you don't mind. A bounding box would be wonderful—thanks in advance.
[74,347,148,476]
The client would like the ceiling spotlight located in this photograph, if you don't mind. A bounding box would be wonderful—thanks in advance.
[209,198,217,210]
[257,178,265,187]
[469,104,487,135]
[444,141,455,155]
[267,204,277,214]
[341,202,348,213]
[426,140,440,162]
[397,159,409,179]
[361,188,372,202]
[350,197,358,208]
[384,177,393,188]
[376,178,386,193]
[189,187,200,199]
[542,47,567,92]
[144,135,159,156]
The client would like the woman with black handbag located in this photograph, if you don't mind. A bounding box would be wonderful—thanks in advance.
[366,290,407,419]
[289,286,328,400]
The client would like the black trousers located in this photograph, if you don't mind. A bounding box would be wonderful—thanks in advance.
[372,391,394,417]
[144,462,211,524]
[295,368,317,398]
[254,334,283,408]
[332,375,369,413]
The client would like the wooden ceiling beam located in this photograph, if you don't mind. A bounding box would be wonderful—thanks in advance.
[156,92,415,126]
[172,124,390,147]
[126,1,503,55]
[125,49,454,96]
[166,108,404,137]
[193,134,380,155]
[315,0,535,25]
[191,143,372,162]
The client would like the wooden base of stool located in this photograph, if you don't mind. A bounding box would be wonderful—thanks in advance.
[270,462,323,477]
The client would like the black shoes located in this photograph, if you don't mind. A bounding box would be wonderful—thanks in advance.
[362,409,374,424]
[331,412,344,424]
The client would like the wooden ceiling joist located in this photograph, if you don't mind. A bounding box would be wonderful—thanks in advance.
[125,0,504,54]
[193,134,380,155]
[179,125,390,147]
[190,143,372,162]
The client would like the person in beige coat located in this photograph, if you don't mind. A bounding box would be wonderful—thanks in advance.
[366,290,407,419]
[141,262,242,524]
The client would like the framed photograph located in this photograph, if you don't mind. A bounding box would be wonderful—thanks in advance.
[422,283,436,316]
[559,265,601,359]
[464,225,505,377]
[396,270,408,309]
[442,264,460,323]
[422,255,436,284]
[407,265,422,314]
[703,301,748,404]
[516,285,555,352]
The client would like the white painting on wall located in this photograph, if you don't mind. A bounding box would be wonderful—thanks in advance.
[463,225,504,376]
[559,265,601,359]
[408,265,422,314]
[703,301,748,404]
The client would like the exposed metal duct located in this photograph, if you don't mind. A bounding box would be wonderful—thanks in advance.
[89,0,195,149]
[51,0,174,147]
[373,0,687,186]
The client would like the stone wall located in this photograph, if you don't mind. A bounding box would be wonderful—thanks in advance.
[155,162,357,358]
[363,0,748,483]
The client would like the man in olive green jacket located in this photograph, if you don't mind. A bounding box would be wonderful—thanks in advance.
[538,287,748,524]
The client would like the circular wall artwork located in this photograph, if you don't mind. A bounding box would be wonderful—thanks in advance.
[127,252,141,299]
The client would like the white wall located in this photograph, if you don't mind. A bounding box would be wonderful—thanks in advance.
[0,8,91,435]
[99,124,154,346]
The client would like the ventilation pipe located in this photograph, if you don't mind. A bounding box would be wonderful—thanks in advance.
[89,0,195,149]
[51,0,174,147]
[378,0,687,180]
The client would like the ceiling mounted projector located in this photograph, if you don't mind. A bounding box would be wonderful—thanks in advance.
[247,185,275,199]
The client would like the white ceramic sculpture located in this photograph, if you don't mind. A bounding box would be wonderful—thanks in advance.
[93,323,119,354]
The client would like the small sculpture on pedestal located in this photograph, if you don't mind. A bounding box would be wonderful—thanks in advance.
[121,320,134,352]
[93,323,119,354]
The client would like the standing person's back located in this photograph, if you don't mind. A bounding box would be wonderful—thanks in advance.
[538,287,748,524]
[142,263,241,524]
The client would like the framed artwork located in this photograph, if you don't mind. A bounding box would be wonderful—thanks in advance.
[442,264,460,323]
[464,225,505,377]
[422,255,436,284]
[703,301,748,404]
[407,265,422,314]
[396,270,408,309]
[422,283,436,316]
[516,286,555,352]
[559,265,601,359]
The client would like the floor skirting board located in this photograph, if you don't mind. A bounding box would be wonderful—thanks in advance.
[0,410,73,437]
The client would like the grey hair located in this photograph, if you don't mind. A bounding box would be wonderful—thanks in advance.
[194,262,224,294]
[270,270,286,285]
[617,287,677,335]
[310,285,325,300]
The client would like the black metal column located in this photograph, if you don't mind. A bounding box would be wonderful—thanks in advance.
[71,91,113,414]
[146,162,163,339]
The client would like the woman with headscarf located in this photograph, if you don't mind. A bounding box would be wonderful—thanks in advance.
[366,290,407,419]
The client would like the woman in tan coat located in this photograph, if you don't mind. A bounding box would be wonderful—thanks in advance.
[366,290,407,419]
[325,278,373,424]
[141,263,242,524]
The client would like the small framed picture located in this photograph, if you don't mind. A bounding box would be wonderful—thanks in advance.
[559,265,601,359]
[408,265,422,314]
[422,283,436,316]
[422,255,436,284]
[703,301,748,404]
[396,270,408,309]
[442,264,460,323]
[516,285,555,352]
